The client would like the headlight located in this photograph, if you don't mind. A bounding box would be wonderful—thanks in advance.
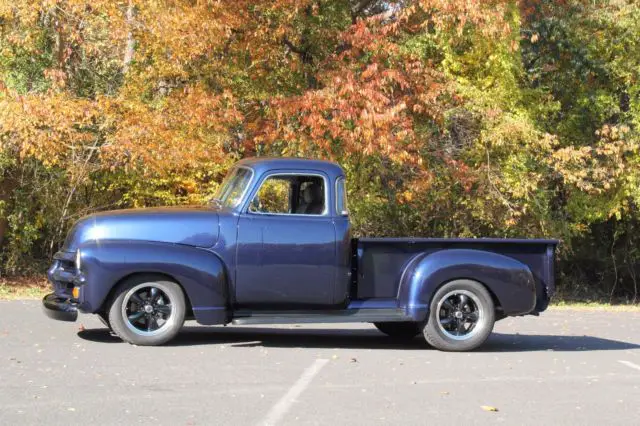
[75,249,82,272]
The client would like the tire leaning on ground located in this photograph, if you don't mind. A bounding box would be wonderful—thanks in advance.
[107,275,186,346]
[97,312,111,331]
[423,279,495,352]
[373,321,422,340]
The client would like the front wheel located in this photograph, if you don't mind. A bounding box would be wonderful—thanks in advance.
[423,279,495,352]
[97,312,112,331]
[108,275,186,346]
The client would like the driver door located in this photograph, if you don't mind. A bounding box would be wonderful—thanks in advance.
[234,172,337,309]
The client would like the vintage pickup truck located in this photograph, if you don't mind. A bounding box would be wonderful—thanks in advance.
[43,157,557,351]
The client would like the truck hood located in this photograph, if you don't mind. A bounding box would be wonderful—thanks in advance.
[62,207,219,251]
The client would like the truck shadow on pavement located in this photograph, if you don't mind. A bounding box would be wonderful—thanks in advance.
[78,326,640,352]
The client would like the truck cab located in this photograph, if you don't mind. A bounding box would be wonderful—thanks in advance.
[43,157,557,352]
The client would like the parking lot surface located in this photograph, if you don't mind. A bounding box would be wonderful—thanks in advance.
[1,300,639,425]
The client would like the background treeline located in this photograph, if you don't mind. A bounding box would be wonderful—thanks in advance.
[0,1,638,301]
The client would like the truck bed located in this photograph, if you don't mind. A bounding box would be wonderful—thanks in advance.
[355,238,557,312]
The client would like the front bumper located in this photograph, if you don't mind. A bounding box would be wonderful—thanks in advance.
[44,251,85,322]
[42,293,78,322]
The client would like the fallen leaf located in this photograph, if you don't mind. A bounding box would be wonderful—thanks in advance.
[350,358,358,363]
[481,406,498,412]
[440,391,449,395]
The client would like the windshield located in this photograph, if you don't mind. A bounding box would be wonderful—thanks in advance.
[214,167,253,208]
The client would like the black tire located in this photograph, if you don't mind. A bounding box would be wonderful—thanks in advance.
[423,279,495,352]
[108,275,186,346]
[374,322,421,340]
[97,312,112,331]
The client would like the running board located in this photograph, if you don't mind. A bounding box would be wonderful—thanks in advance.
[231,308,410,325]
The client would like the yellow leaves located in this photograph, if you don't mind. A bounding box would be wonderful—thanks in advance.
[136,0,239,67]
[179,179,198,194]
[102,83,242,174]
[596,124,632,141]
[0,80,242,177]
[549,124,640,221]
[1,89,102,168]
[397,190,413,204]
[410,0,513,40]
[481,405,499,412]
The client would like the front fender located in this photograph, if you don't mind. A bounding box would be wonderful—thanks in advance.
[397,249,536,321]
[77,240,228,325]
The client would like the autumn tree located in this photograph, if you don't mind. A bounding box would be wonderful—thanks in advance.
[1,0,639,301]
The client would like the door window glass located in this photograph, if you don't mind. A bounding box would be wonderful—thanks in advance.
[250,176,290,214]
[249,175,325,215]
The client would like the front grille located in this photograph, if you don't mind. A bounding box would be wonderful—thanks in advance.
[49,251,79,299]
[58,259,76,272]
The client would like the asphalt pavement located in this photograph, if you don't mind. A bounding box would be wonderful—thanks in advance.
[1,300,639,425]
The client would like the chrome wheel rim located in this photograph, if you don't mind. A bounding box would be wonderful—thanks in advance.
[436,290,484,341]
[122,283,175,337]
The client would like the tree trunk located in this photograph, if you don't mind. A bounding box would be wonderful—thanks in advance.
[54,11,66,70]
[0,217,7,251]
[123,0,136,73]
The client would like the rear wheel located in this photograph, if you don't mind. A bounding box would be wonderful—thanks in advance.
[108,275,186,346]
[423,279,495,352]
[374,322,421,340]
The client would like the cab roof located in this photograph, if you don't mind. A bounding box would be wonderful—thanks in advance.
[236,157,345,179]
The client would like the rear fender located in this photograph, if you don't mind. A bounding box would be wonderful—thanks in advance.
[77,240,228,325]
[397,249,536,321]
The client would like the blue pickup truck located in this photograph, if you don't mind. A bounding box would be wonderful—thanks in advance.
[43,157,557,351]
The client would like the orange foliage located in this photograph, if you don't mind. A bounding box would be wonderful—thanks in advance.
[0,0,513,177]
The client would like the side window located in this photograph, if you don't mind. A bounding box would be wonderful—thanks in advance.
[249,176,291,214]
[295,177,325,215]
[249,174,326,215]
[336,177,348,216]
